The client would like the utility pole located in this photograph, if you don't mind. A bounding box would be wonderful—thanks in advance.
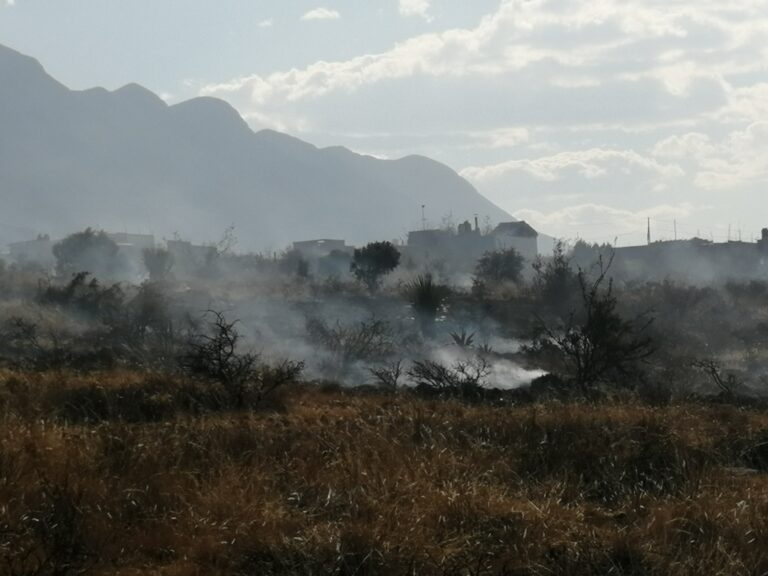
[647,217,651,245]
[421,204,426,231]
[674,220,677,241]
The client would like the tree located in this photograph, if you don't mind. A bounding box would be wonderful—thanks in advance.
[532,240,580,319]
[350,241,400,291]
[527,254,655,397]
[142,247,174,282]
[53,228,123,280]
[473,248,525,288]
[180,311,303,408]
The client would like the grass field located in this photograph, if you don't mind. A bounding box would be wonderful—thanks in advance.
[1,370,767,575]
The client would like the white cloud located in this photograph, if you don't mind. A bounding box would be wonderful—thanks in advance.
[3,0,15,6]
[652,123,768,190]
[195,0,768,243]
[514,202,701,245]
[399,0,431,20]
[301,7,341,21]
[461,148,684,183]
[258,19,274,28]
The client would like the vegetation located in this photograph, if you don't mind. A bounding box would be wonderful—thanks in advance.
[350,241,401,290]
[3,228,768,574]
[142,247,174,281]
[528,255,656,396]
[53,228,124,279]
[473,247,525,290]
[1,373,768,575]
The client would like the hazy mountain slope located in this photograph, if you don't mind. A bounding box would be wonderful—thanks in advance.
[0,43,512,250]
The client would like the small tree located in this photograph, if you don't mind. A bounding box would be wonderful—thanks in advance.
[142,247,174,282]
[180,311,303,408]
[532,239,579,318]
[350,241,400,291]
[527,254,655,397]
[473,248,525,289]
[53,228,124,279]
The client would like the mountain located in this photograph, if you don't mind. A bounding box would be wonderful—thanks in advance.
[0,43,513,250]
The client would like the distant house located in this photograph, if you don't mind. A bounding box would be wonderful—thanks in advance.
[612,235,768,283]
[167,239,217,277]
[491,221,539,261]
[292,239,353,276]
[106,232,155,274]
[405,219,498,274]
[8,234,55,270]
[759,228,768,253]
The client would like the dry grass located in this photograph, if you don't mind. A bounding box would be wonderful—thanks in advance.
[1,370,767,575]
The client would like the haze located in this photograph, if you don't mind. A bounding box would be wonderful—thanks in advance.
[2,0,766,245]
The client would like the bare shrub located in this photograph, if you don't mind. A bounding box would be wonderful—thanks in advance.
[181,310,303,408]
[527,254,656,397]
[368,359,403,392]
[306,317,394,380]
[407,356,490,398]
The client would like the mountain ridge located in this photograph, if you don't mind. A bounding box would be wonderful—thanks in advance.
[0,43,514,250]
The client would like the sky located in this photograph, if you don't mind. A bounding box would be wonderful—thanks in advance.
[1,0,767,246]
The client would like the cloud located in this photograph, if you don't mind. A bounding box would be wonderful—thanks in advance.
[514,202,701,245]
[399,0,431,20]
[196,0,768,242]
[653,123,768,189]
[3,0,15,6]
[258,19,274,28]
[301,7,341,21]
[461,148,684,183]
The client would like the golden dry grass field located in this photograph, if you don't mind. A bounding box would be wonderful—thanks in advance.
[1,370,767,575]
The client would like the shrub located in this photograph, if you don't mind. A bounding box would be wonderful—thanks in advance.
[53,228,125,280]
[472,248,525,291]
[406,274,451,337]
[407,356,490,399]
[350,241,400,291]
[306,317,394,379]
[527,254,656,396]
[142,247,174,282]
[180,310,303,408]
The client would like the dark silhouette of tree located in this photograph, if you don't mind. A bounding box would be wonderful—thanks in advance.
[528,254,655,397]
[142,248,174,282]
[53,228,123,279]
[351,241,400,290]
[473,248,525,288]
[532,240,580,319]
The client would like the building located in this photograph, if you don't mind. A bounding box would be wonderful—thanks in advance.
[292,239,353,276]
[491,221,539,262]
[167,239,218,277]
[8,235,55,270]
[611,235,768,284]
[106,232,155,275]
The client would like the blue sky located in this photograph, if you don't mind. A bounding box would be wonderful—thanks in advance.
[2,0,768,245]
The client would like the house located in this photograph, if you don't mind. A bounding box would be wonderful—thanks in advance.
[292,239,353,276]
[106,232,155,275]
[167,239,218,277]
[491,221,539,261]
[8,234,55,270]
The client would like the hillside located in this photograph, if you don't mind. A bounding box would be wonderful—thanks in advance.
[0,43,512,250]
